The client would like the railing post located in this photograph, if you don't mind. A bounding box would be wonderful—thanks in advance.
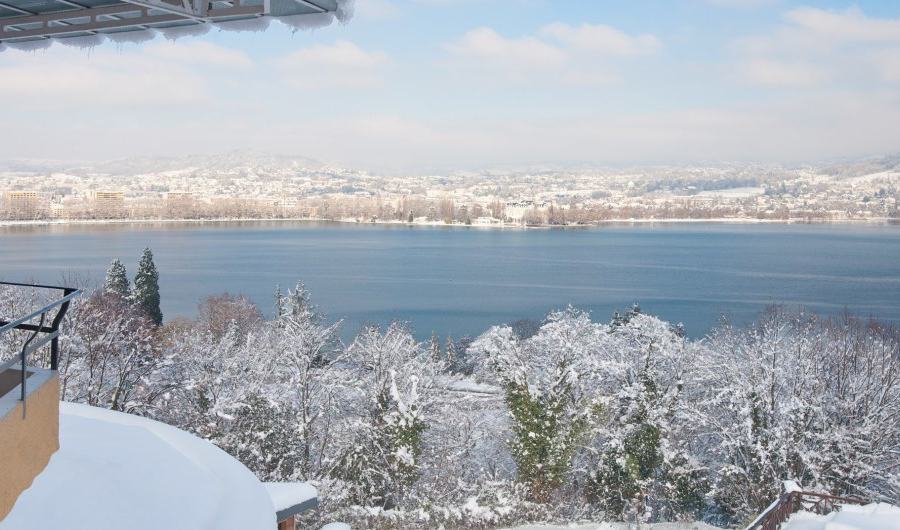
[49,287,75,371]
[50,337,59,371]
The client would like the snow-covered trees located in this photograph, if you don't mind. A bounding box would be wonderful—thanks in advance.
[38,278,899,529]
[470,308,707,522]
[154,319,282,471]
[103,259,130,300]
[698,308,900,526]
[336,323,445,509]
[587,314,706,523]
[133,247,162,325]
[268,282,343,480]
[196,292,263,342]
[471,308,602,503]
[59,290,161,413]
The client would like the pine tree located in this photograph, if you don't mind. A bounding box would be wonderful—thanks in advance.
[103,258,131,300]
[133,247,162,325]
[429,331,441,361]
[274,284,284,318]
[445,333,456,364]
[287,281,313,321]
[611,310,623,328]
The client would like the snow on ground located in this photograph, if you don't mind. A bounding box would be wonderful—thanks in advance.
[505,522,722,530]
[447,378,502,394]
[320,524,352,530]
[843,171,900,185]
[697,187,766,198]
[263,482,316,512]
[783,503,900,530]
[1,402,275,530]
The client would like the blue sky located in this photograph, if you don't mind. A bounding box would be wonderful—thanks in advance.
[2,0,900,171]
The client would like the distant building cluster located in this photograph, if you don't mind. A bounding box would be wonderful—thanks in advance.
[1,153,898,224]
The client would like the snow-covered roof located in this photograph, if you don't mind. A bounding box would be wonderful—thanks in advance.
[0,402,276,530]
[263,482,317,522]
[0,0,350,50]
[782,503,900,530]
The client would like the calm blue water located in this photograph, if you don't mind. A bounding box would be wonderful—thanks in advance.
[1,221,898,341]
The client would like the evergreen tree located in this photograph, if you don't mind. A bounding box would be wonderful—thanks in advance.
[429,331,441,361]
[611,310,623,328]
[274,284,284,318]
[444,333,455,364]
[133,247,162,325]
[286,281,314,321]
[103,258,131,300]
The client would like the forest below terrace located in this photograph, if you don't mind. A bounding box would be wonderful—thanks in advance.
[1,271,899,529]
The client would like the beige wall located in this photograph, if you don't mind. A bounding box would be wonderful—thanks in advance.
[0,370,59,522]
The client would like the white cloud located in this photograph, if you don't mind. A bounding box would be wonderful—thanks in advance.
[782,6,900,43]
[144,40,255,69]
[9,89,896,171]
[443,23,661,86]
[274,39,391,89]
[871,47,900,83]
[3,4,899,171]
[0,45,209,109]
[539,22,661,56]
[734,59,828,87]
[444,27,564,82]
[728,6,900,87]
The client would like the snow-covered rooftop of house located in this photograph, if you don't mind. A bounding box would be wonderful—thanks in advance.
[0,402,275,530]
[782,503,900,530]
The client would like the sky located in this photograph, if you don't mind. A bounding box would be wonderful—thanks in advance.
[2,0,900,172]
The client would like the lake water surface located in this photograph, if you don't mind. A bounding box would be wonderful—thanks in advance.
[1,221,898,341]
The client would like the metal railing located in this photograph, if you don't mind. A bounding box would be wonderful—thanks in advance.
[746,490,868,530]
[0,281,80,417]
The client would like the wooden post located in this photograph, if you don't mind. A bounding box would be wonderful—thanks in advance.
[277,516,294,530]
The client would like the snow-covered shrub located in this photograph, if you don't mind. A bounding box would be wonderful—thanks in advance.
[698,308,900,526]
[196,292,264,343]
[334,323,445,509]
[470,308,604,503]
[267,282,344,479]
[225,393,303,481]
[586,313,707,523]
[154,323,272,438]
[41,275,898,529]
[59,290,161,413]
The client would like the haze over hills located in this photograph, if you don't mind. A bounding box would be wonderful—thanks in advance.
[1,149,900,179]
[0,150,328,177]
[1,150,898,224]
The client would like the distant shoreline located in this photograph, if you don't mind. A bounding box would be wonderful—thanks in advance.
[0,216,897,229]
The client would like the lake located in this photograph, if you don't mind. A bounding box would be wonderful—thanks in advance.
[1,221,898,341]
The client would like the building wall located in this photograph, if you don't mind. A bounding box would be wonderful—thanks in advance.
[92,191,125,218]
[2,191,47,220]
[0,369,59,521]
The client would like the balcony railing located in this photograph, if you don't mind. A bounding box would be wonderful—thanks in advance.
[745,490,868,530]
[0,281,80,417]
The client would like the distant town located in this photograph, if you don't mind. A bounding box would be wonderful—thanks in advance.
[1,151,898,225]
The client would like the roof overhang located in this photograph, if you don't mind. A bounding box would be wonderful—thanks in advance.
[0,0,338,45]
